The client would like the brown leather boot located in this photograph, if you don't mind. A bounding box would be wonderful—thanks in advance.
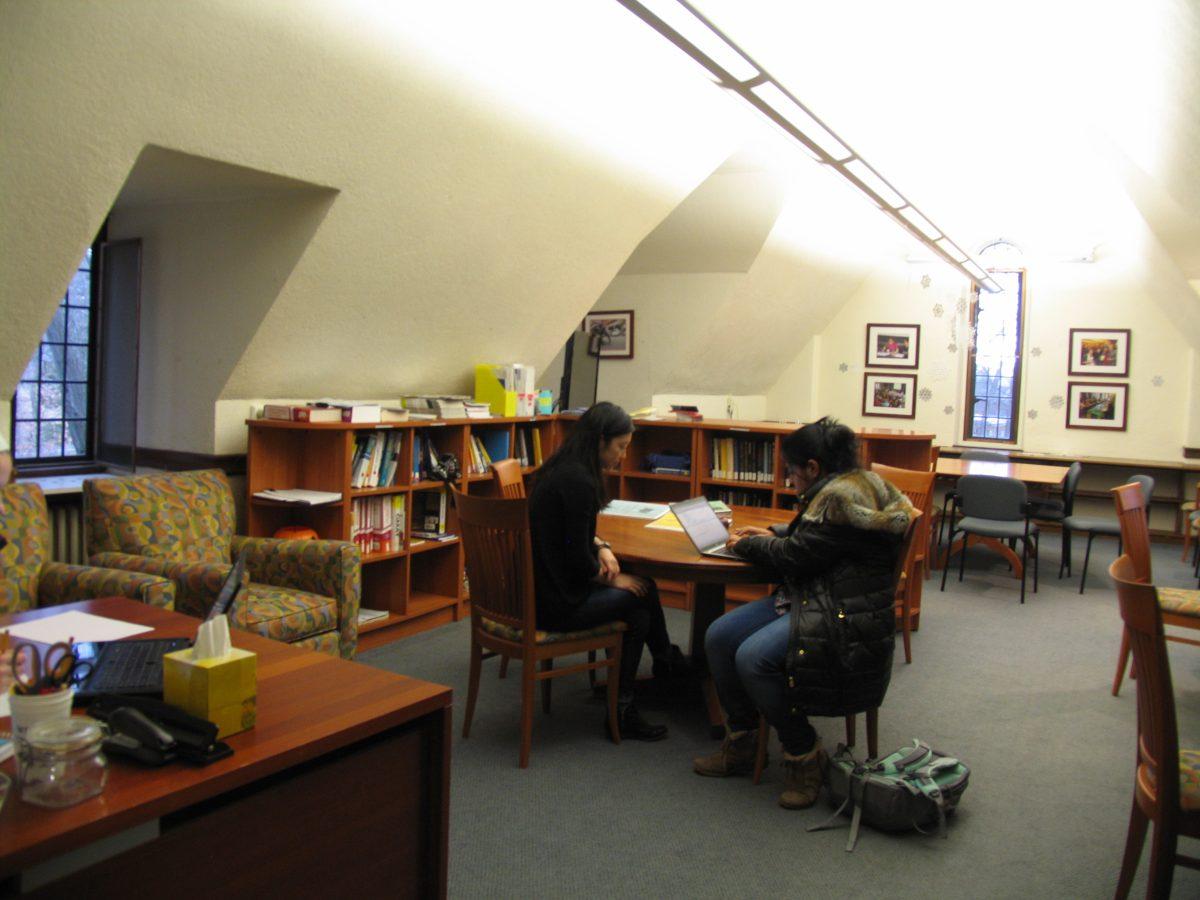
[692,729,757,777]
[778,740,827,809]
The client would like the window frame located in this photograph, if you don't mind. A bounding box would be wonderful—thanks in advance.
[961,268,1026,445]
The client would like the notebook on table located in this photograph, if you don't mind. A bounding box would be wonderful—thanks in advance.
[669,496,743,560]
[72,553,245,702]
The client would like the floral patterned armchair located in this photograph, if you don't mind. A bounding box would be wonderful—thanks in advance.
[0,483,176,614]
[83,469,361,659]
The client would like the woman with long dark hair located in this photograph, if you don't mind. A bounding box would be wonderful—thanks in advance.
[692,417,913,808]
[530,401,680,740]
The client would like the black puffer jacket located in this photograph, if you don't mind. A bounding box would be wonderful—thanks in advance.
[732,469,913,718]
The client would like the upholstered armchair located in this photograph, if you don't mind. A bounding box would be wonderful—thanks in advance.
[0,483,176,614]
[82,469,361,658]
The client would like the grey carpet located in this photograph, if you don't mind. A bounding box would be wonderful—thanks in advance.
[361,536,1200,898]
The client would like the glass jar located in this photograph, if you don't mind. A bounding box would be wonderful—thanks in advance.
[20,717,108,809]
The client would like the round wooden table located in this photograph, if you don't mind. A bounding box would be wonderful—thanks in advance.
[596,506,794,734]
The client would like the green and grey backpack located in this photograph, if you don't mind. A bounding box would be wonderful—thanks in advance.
[808,739,970,851]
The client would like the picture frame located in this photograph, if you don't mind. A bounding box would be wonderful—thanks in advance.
[1066,381,1128,431]
[862,373,917,419]
[864,323,920,369]
[1068,328,1130,377]
[582,310,634,359]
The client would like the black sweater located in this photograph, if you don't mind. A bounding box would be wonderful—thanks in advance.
[528,460,602,628]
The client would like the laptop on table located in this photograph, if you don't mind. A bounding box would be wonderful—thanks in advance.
[670,497,744,560]
[72,553,245,702]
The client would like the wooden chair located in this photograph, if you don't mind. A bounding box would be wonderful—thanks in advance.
[1109,555,1200,899]
[871,463,934,664]
[491,458,526,499]
[1110,482,1200,697]
[455,488,625,768]
[752,514,921,780]
[1181,483,1199,564]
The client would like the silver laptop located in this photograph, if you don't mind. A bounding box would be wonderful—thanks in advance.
[670,497,743,560]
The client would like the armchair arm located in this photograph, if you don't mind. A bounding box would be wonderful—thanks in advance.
[233,535,361,658]
[39,562,176,610]
[160,560,241,620]
[87,551,174,579]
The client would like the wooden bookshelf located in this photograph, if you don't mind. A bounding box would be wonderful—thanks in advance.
[248,414,933,644]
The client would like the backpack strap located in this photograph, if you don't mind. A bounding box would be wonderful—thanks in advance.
[908,760,958,838]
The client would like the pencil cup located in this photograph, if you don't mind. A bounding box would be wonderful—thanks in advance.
[8,687,74,784]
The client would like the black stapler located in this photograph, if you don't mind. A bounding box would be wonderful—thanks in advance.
[89,694,233,766]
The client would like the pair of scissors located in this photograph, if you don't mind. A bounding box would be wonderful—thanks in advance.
[10,641,90,695]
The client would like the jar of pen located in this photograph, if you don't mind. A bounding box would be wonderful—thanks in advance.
[6,636,106,808]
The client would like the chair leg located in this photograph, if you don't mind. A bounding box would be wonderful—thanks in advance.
[1146,819,1178,900]
[1019,533,1028,605]
[587,650,596,689]
[606,643,622,745]
[900,588,913,664]
[844,713,857,749]
[1079,532,1095,594]
[1059,526,1071,578]
[541,659,553,714]
[463,637,483,739]
[1114,797,1149,900]
[519,657,536,768]
[1032,532,1039,593]
[1112,627,1132,697]
[939,529,954,592]
[753,713,769,786]
[499,656,509,679]
[959,530,967,582]
[866,708,879,760]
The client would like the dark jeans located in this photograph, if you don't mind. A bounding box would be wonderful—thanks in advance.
[704,595,816,755]
[554,580,670,695]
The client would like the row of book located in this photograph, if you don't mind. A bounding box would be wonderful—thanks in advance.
[351,495,406,555]
[351,431,404,488]
[413,432,453,482]
[263,402,410,423]
[403,395,491,419]
[466,434,496,475]
[708,488,772,508]
[513,427,543,467]
[412,489,454,540]
[710,436,775,483]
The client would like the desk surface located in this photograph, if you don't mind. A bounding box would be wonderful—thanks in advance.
[0,598,452,881]
[936,457,1071,486]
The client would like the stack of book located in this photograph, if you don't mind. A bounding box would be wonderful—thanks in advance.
[412,490,455,540]
[253,488,342,505]
[350,494,406,554]
[351,431,404,488]
[464,400,492,419]
[433,397,467,419]
[671,404,703,422]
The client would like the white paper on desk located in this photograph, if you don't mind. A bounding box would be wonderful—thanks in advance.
[600,499,671,519]
[5,611,152,644]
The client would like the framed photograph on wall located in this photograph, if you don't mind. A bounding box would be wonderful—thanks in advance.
[862,373,917,419]
[583,310,634,359]
[1068,328,1130,377]
[1066,381,1128,431]
[864,323,920,369]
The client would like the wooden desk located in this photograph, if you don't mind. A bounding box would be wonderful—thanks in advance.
[934,458,1070,577]
[0,599,451,899]
[597,508,790,734]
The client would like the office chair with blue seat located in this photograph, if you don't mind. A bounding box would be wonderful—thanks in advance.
[939,474,1039,604]
[1061,472,1154,594]
[934,449,1012,562]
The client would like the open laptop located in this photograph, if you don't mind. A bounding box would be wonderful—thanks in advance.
[72,553,245,702]
[670,497,743,560]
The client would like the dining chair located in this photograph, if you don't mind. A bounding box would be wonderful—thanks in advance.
[940,474,1038,603]
[1181,482,1199,564]
[455,488,625,768]
[1109,482,1200,697]
[870,463,933,663]
[491,458,526,499]
[1064,473,1154,594]
[752,514,920,780]
[1108,555,1200,899]
[1028,460,1082,571]
[934,449,1011,563]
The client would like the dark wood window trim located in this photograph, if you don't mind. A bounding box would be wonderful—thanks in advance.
[962,269,1026,445]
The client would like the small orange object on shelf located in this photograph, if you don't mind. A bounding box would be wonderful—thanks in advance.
[273,526,319,541]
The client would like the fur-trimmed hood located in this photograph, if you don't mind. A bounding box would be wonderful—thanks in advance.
[800,470,913,535]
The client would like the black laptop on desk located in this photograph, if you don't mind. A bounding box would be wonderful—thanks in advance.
[72,553,245,702]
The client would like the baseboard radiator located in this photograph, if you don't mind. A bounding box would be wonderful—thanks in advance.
[47,497,86,565]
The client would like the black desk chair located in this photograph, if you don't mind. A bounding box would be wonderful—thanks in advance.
[935,449,1012,560]
[940,474,1038,604]
[1061,472,1153,594]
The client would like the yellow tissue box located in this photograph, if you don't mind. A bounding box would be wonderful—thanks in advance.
[162,647,257,739]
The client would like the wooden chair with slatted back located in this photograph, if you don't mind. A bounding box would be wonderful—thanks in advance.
[1110,482,1200,697]
[1181,482,1199,564]
[455,488,625,768]
[491,458,526,499]
[1109,555,1200,899]
[871,463,934,664]
[752,513,921,780]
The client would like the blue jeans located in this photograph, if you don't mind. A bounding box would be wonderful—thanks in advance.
[704,595,816,754]
[554,581,670,695]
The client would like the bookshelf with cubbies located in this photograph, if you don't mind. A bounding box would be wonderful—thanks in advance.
[246,416,559,651]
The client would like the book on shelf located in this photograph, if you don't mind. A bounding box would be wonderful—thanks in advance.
[412,489,449,537]
[710,435,774,483]
[350,494,405,554]
[410,531,457,542]
[671,404,703,422]
[253,488,342,505]
[480,430,510,466]
[463,401,492,419]
[434,397,467,419]
[357,607,390,626]
[380,407,410,422]
[261,405,342,423]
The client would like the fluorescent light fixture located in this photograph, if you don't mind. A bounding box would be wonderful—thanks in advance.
[614,0,1001,292]
[843,160,904,208]
[748,83,852,162]
[630,0,760,82]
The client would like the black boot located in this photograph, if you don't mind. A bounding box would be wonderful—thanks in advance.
[652,644,691,681]
[612,699,668,741]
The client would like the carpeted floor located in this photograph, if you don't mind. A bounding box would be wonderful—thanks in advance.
[361,535,1200,899]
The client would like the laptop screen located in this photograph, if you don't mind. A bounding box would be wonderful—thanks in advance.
[671,497,729,551]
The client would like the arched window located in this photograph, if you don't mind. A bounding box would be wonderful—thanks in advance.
[963,241,1025,442]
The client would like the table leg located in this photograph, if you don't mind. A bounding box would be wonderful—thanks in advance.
[690,582,727,738]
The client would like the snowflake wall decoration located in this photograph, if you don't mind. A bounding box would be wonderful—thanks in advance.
[921,274,932,288]
[947,343,957,353]
[838,362,849,373]
[943,405,954,415]
[1030,347,1042,357]
[1049,395,1064,410]
[932,303,944,318]
[1152,375,1164,387]
[956,297,968,315]
[919,387,932,401]
[1027,409,1038,419]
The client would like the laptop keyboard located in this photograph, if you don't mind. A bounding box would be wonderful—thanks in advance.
[87,642,174,692]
